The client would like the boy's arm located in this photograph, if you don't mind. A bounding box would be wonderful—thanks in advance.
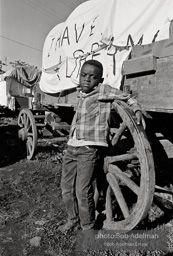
[98,83,140,109]
[114,88,146,127]
[99,84,145,128]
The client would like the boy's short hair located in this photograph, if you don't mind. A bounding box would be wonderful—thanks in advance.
[82,60,103,77]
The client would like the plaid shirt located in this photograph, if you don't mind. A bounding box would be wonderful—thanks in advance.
[69,83,141,146]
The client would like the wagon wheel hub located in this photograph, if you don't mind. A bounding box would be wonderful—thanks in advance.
[18,127,28,141]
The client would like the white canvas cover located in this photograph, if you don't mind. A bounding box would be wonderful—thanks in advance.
[40,0,173,94]
[0,80,15,110]
[0,66,41,110]
[0,81,8,107]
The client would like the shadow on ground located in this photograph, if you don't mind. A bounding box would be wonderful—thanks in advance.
[0,122,27,167]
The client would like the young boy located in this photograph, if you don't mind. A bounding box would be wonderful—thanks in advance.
[58,59,144,232]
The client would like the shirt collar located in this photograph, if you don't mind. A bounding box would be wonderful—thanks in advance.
[77,84,101,98]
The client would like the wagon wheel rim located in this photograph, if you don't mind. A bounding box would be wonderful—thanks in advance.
[103,100,155,231]
[18,109,37,160]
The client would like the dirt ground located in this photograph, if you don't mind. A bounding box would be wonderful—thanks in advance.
[0,119,173,256]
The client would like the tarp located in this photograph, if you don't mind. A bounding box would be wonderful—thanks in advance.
[39,0,173,94]
[0,66,41,109]
[3,66,42,88]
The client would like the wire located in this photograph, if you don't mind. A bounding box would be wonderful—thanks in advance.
[18,0,62,21]
[29,0,65,20]
[0,35,42,52]
[57,0,79,9]
[36,0,66,19]
[19,0,87,22]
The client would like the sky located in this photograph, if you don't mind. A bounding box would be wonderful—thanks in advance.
[0,0,88,71]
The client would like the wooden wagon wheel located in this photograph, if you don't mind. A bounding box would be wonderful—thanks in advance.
[103,100,155,231]
[18,109,37,160]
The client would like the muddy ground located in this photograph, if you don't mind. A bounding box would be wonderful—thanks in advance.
[0,118,173,256]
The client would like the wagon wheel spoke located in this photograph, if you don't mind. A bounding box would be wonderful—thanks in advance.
[27,132,34,137]
[107,172,130,219]
[105,186,113,222]
[27,120,32,132]
[21,115,24,125]
[23,113,27,127]
[109,164,140,195]
[104,152,138,173]
[111,121,126,146]
[26,137,33,156]
[18,113,28,128]
[25,115,30,130]
[106,152,137,163]
[18,115,24,127]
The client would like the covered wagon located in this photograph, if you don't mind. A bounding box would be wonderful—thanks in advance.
[1,0,173,231]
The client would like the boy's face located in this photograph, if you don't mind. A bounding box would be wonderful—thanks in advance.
[79,64,103,93]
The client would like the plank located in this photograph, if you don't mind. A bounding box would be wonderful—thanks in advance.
[131,34,173,58]
[123,55,157,75]
[124,56,173,112]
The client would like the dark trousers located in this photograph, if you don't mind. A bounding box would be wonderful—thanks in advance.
[61,145,106,229]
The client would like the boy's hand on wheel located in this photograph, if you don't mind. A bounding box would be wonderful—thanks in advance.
[135,111,146,129]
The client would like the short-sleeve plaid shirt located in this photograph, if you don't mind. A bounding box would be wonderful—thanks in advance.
[69,83,141,146]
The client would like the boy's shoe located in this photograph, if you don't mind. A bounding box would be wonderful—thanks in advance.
[81,221,97,230]
[94,212,106,230]
[58,220,80,233]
